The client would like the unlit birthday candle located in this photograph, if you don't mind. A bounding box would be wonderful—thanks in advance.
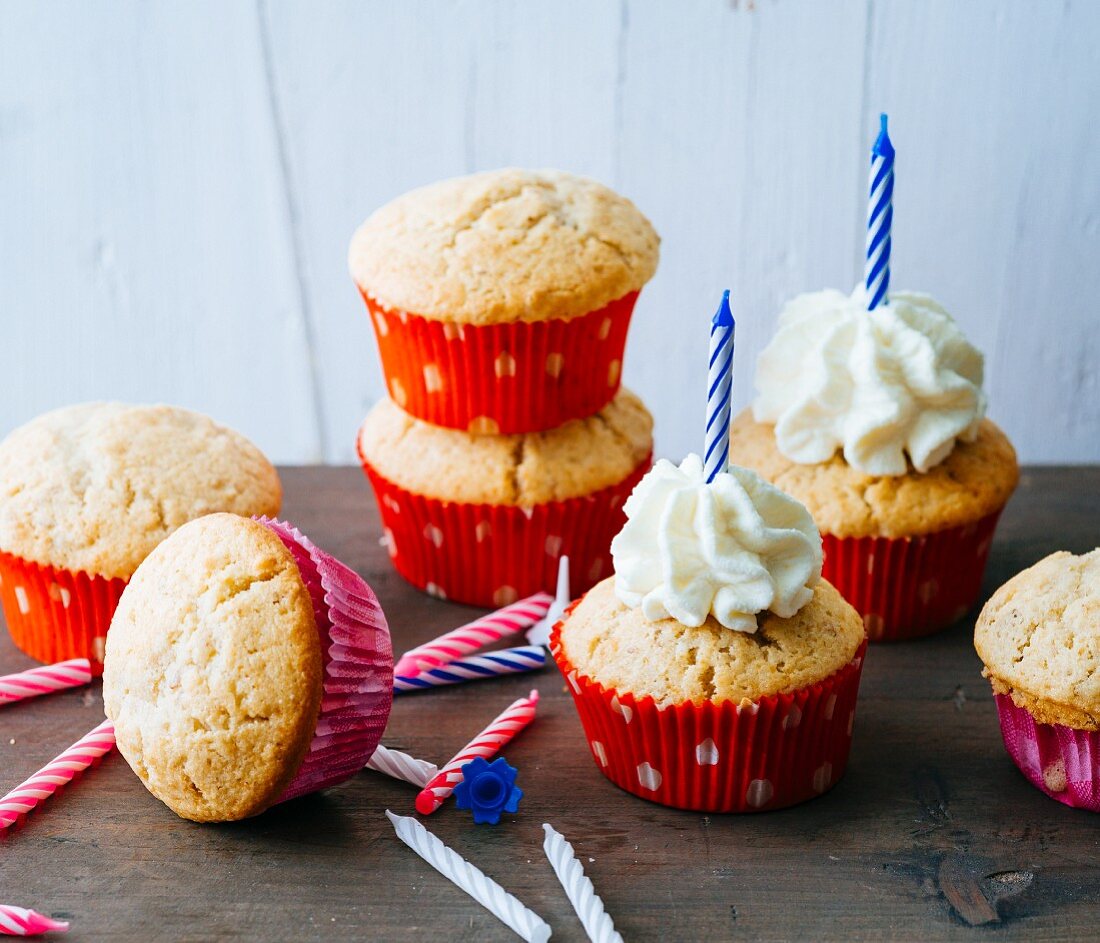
[0,720,115,829]
[542,824,623,943]
[526,555,571,648]
[394,646,546,692]
[393,593,552,678]
[365,745,439,788]
[415,690,539,815]
[386,811,551,943]
[704,290,735,483]
[0,660,92,707]
[865,113,895,310]
[0,906,70,937]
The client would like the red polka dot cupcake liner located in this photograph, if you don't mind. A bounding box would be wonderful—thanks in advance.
[258,518,394,802]
[358,445,650,608]
[360,290,638,434]
[994,693,1100,812]
[821,509,1004,642]
[550,609,868,813]
[0,550,127,671]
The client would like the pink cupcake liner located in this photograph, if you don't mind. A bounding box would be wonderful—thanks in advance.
[257,519,394,802]
[822,509,1004,642]
[551,603,868,813]
[361,290,638,434]
[994,693,1100,812]
[0,550,127,671]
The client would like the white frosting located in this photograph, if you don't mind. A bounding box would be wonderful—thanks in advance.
[611,455,821,633]
[753,286,987,476]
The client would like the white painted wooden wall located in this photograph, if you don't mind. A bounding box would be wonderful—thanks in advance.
[3,0,1098,464]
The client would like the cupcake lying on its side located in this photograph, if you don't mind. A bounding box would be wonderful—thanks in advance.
[975,549,1100,812]
[551,455,866,813]
[730,287,1018,641]
[358,388,652,608]
[103,513,393,822]
[0,403,281,666]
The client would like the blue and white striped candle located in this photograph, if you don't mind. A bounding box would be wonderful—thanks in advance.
[865,113,896,310]
[394,645,547,692]
[704,290,735,483]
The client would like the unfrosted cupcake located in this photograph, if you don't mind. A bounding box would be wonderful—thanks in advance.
[975,549,1100,811]
[357,388,653,607]
[0,403,282,666]
[551,455,866,813]
[349,168,659,434]
[729,287,1018,641]
[103,513,393,822]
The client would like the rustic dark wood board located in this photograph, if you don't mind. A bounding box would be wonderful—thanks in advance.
[2,466,1099,942]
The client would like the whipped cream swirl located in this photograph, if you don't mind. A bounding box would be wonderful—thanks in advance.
[753,286,987,476]
[611,455,821,633]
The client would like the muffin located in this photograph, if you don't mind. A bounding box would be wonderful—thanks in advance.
[103,513,393,822]
[357,387,653,607]
[729,287,1019,641]
[551,454,867,813]
[0,403,282,666]
[349,168,659,434]
[975,549,1100,811]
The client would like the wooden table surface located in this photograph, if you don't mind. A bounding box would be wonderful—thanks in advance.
[2,466,1099,942]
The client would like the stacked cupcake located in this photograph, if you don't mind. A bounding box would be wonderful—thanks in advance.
[350,169,660,607]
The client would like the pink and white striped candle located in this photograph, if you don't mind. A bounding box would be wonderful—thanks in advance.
[415,690,539,815]
[0,720,115,830]
[394,593,552,678]
[0,906,69,937]
[0,660,92,707]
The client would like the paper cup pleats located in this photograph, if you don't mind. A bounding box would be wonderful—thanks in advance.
[0,551,126,670]
[822,510,1003,642]
[361,291,638,435]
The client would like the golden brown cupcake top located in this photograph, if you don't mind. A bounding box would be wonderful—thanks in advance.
[558,577,864,707]
[728,410,1018,539]
[348,168,659,325]
[0,403,282,579]
[358,388,653,507]
[103,514,324,822]
[975,549,1100,730]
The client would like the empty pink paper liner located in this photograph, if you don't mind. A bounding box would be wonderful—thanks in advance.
[550,607,868,813]
[995,693,1100,812]
[359,444,650,608]
[361,290,638,434]
[0,551,126,672]
[822,509,1004,642]
[257,519,393,802]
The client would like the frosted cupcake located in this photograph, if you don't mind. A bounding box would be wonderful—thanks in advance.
[103,514,393,822]
[729,287,1018,641]
[0,403,281,666]
[551,455,866,813]
[975,549,1100,811]
[349,168,659,434]
[358,389,652,607]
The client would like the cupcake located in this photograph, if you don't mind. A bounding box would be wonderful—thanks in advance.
[729,287,1018,641]
[348,168,659,435]
[0,403,282,666]
[357,388,653,607]
[975,549,1100,811]
[551,454,867,813]
[102,513,393,822]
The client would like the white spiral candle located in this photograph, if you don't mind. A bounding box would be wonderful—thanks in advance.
[386,811,551,943]
[364,745,438,788]
[542,824,623,943]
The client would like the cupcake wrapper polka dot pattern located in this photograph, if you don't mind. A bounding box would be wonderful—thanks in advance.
[0,551,127,671]
[257,519,394,803]
[994,694,1100,812]
[359,446,649,608]
[361,290,638,434]
[550,605,868,813]
[822,509,1004,642]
